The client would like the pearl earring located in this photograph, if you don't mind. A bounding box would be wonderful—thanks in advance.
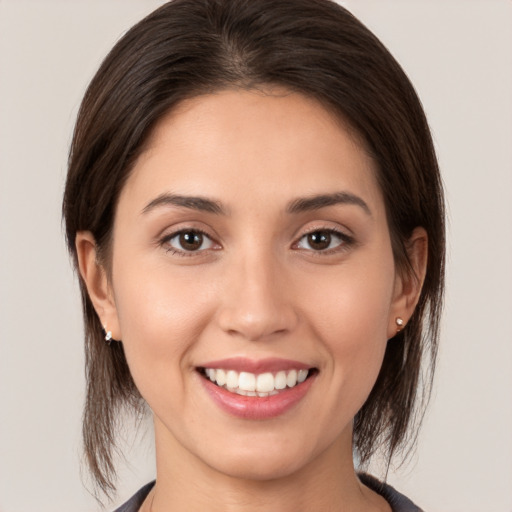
[103,326,113,345]
[395,317,404,333]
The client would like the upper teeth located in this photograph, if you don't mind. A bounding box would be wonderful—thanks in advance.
[204,368,309,396]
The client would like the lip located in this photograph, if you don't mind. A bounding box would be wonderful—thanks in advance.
[197,358,317,420]
[198,357,312,373]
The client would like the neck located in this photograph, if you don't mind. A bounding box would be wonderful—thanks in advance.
[148,417,389,512]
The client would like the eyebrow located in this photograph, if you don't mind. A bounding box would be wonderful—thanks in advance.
[141,191,371,217]
[286,192,372,216]
[141,193,226,215]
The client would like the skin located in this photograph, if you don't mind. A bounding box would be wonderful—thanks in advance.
[77,89,427,511]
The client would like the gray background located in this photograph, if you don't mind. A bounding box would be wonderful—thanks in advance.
[0,1,511,510]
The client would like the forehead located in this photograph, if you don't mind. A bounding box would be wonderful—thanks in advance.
[120,88,384,216]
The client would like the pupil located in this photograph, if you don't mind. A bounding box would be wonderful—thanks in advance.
[308,231,331,250]
[180,231,202,250]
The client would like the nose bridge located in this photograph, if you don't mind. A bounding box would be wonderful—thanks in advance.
[217,243,297,341]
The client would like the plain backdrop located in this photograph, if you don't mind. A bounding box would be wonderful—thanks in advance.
[0,1,511,511]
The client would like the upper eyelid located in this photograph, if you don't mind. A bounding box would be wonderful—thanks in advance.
[162,229,217,246]
[293,224,354,243]
[160,226,348,239]
[158,224,354,251]
[159,224,218,243]
[162,227,212,239]
[294,227,353,247]
[160,229,219,257]
[298,226,348,237]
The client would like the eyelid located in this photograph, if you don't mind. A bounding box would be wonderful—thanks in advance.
[157,222,355,257]
[292,225,355,254]
[159,226,221,256]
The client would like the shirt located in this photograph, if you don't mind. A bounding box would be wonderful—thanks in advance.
[113,474,423,512]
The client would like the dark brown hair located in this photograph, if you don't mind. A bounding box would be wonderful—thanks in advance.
[63,0,445,498]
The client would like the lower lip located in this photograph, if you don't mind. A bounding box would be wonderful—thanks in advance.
[199,373,316,420]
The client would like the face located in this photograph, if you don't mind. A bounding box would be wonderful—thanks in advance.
[103,89,404,480]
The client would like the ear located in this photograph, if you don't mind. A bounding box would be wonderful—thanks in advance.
[75,231,121,340]
[387,227,428,339]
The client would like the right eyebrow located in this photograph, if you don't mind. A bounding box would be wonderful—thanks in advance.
[141,193,227,216]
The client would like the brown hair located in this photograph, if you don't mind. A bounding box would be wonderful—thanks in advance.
[63,0,444,498]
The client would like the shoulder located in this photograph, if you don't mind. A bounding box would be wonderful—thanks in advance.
[112,481,155,512]
[359,473,424,512]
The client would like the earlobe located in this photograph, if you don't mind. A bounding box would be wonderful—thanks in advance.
[75,231,121,340]
[388,227,428,338]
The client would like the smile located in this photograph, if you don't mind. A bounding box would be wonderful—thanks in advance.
[201,368,311,397]
[197,359,318,419]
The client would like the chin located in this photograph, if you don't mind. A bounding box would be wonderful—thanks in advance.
[194,431,324,482]
[208,451,308,482]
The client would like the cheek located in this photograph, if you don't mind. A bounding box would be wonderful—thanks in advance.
[306,257,395,344]
[110,257,217,397]
[317,290,389,384]
[303,253,395,397]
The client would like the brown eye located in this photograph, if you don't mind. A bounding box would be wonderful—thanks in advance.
[165,230,215,253]
[296,229,349,252]
[307,231,332,250]
[179,231,204,251]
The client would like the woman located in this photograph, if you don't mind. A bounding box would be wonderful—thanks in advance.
[63,0,444,510]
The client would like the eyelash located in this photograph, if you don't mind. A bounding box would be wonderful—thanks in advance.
[294,227,355,255]
[160,227,354,257]
[161,228,217,257]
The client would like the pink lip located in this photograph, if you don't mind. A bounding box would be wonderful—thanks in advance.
[198,357,312,374]
[197,358,317,420]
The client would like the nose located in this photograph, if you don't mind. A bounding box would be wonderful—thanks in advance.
[216,251,299,342]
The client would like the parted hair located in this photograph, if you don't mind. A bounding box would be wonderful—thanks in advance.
[63,0,445,498]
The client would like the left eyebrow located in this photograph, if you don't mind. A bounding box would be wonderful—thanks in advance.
[141,193,227,215]
[286,192,372,216]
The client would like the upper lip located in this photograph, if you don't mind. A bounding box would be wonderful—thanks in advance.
[197,357,313,374]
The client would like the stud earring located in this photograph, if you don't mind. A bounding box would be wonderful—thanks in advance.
[103,326,113,345]
[395,317,404,333]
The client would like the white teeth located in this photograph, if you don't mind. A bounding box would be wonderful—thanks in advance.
[286,369,298,388]
[274,371,287,390]
[239,372,256,392]
[226,370,238,389]
[215,369,226,386]
[205,367,311,395]
[297,369,308,383]
[256,372,274,392]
